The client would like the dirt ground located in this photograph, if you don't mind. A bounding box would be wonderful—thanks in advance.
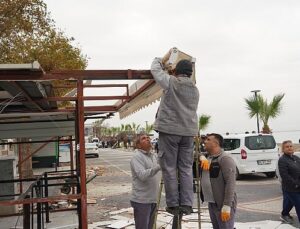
[86,165,132,224]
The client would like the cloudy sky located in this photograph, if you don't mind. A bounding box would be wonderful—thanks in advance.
[44,0,300,142]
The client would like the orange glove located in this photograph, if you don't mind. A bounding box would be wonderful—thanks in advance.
[221,205,231,222]
[199,155,210,170]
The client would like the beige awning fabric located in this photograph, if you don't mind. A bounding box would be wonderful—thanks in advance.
[117,48,196,119]
[117,82,162,119]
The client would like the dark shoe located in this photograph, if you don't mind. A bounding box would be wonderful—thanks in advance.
[180,205,193,215]
[280,214,294,224]
[166,206,180,216]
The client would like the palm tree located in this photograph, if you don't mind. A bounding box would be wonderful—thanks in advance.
[145,123,154,135]
[245,93,285,133]
[131,122,140,135]
[125,124,132,131]
[198,114,211,132]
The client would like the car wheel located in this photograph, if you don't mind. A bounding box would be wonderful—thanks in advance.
[265,172,276,178]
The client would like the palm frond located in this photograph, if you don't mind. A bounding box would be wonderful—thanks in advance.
[268,93,285,118]
[244,95,260,118]
[199,114,211,131]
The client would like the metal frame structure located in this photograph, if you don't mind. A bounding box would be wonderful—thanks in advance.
[0,64,154,229]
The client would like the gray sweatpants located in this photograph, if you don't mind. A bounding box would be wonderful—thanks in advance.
[130,201,157,229]
[208,203,236,229]
[158,132,194,207]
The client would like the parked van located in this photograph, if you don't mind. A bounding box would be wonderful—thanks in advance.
[223,133,279,179]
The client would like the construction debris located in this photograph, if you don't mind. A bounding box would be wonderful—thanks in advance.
[87,198,97,204]
[87,207,212,229]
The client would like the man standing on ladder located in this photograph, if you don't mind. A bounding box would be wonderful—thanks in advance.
[200,133,237,229]
[151,49,199,215]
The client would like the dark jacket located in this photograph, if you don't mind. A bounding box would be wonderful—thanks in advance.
[278,154,300,192]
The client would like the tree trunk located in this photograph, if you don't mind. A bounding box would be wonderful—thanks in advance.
[262,124,271,134]
[20,138,33,178]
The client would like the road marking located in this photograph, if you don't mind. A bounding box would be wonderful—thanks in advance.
[237,180,279,186]
[240,196,282,206]
[237,205,280,214]
[237,196,283,214]
[100,157,131,176]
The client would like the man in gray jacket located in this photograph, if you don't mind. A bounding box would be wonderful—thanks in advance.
[130,134,161,229]
[151,51,199,215]
[200,133,237,229]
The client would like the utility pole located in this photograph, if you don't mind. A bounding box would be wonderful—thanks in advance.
[251,90,261,133]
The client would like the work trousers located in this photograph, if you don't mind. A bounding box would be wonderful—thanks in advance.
[282,190,294,216]
[158,132,194,207]
[285,191,300,222]
[208,203,236,229]
[130,201,157,229]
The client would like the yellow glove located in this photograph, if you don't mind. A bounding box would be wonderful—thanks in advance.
[199,155,210,170]
[221,205,231,222]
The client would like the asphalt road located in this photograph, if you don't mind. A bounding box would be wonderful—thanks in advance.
[87,148,300,228]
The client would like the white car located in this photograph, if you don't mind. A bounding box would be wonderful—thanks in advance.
[223,133,279,179]
[85,143,99,158]
[151,138,158,146]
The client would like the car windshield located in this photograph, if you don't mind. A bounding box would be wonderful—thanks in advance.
[223,139,240,151]
[245,135,276,150]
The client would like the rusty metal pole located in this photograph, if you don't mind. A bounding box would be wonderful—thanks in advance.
[75,101,82,227]
[69,136,75,194]
[44,173,50,223]
[23,195,31,229]
[77,79,87,229]
[18,141,23,193]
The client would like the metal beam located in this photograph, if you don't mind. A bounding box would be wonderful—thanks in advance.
[12,82,44,112]
[42,70,152,80]
[0,194,81,206]
[34,95,130,102]
[52,83,129,89]
[84,84,128,88]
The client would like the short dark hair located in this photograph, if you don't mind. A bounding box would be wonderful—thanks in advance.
[207,133,223,147]
[175,59,193,76]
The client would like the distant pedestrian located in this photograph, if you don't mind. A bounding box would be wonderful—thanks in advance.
[200,133,237,229]
[154,138,159,154]
[151,49,199,215]
[130,134,161,229]
[278,140,300,224]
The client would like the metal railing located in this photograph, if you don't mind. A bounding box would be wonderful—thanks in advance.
[0,170,79,229]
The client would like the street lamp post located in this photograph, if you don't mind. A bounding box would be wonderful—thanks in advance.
[251,90,261,133]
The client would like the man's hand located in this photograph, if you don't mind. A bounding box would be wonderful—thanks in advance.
[199,155,210,170]
[162,48,175,65]
[221,205,231,222]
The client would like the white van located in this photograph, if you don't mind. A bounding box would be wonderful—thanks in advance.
[223,133,279,179]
